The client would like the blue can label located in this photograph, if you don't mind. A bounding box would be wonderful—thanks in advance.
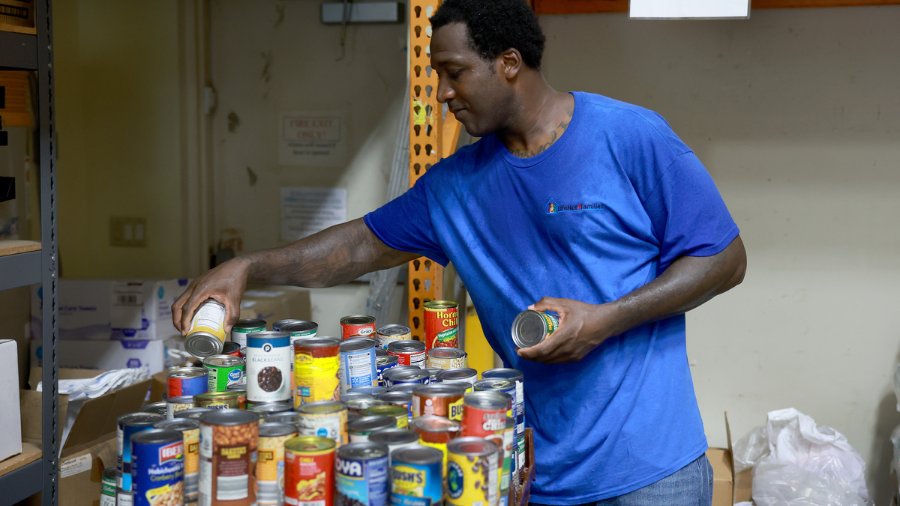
[340,348,377,394]
[118,424,157,492]
[391,461,442,506]
[337,454,389,506]
[377,361,399,387]
[132,438,184,506]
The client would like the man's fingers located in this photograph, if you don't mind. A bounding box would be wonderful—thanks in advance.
[530,296,564,313]
[517,330,566,362]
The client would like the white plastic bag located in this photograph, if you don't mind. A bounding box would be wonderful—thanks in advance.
[734,425,768,473]
[753,458,869,506]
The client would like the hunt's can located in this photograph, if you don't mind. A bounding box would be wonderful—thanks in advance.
[185,299,228,357]
[175,407,214,420]
[293,336,341,407]
[510,310,558,349]
[387,340,426,368]
[257,423,299,505]
[265,412,300,427]
[377,391,413,424]
[284,436,336,506]
[348,385,388,397]
[413,384,466,421]
[340,338,377,394]
[368,429,419,464]
[336,442,390,506]
[204,355,245,392]
[423,301,459,351]
[194,391,246,410]
[361,405,409,430]
[166,396,195,420]
[131,429,185,506]
[199,410,260,506]
[167,367,209,398]
[390,446,444,506]
[376,324,412,349]
[349,415,398,443]
[383,366,429,388]
[101,467,117,506]
[409,416,460,471]
[340,315,377,339]
[222,342,243,358]
[376,355,400,387]
[117,413,164,506]
[482,368,525,470]
[231,319,267,357]
[436,368,478,393]
[297,400,349,446]
[281,320,318,340]
[142,402,168,417]
[249,401,294,417]
[154,419,201,505]
[426,347,467,370]
[447,438,499,506]
[247,331,292,403]
[460,392,508,451]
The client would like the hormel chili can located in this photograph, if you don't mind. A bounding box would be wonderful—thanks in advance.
[412,383,466,421]
[387,340,426,368]
[340,315,377,340]
[423,300,459,351]
[284,436,336,506]
[460,391,508,451]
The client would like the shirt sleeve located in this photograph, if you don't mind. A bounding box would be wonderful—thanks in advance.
[641,152,740,270]
[364,173,450,266]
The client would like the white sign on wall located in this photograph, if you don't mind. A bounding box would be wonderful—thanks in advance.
[280,187,348,242]
[278,111,347,166]
[630,0,749,18]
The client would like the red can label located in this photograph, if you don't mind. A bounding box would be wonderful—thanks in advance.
[284,447,335,506]
[341,322,376,340]
[388,350,426,368]
[424,303,459,351]
[461,404,506,450]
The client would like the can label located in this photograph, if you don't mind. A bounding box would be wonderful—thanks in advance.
[336,455,389,506]
[207,365,244,393]
[257,433,297,506]
[298,411,348,447]
[426,355,466,370]
[388,350,425,369]
[169,375,208,398]
[183,428,201,504]
[500,426,513,494]
[101,475,117,506]
[461,405,506,451]
[232,326,266,357]
[189,301,227,342]
[294,345,341,408]
[390,461,442,506]
[168,401,194,420]
[132,439,185,506]
[424,304,459,351]
[247,336,292,403]
[376,360,399,387]
[447,451,498,506]
[285,448,335,506]
[340,348,376,394]
[413,395,464,421]
[341,321,376,340]
[199,422,258,506]
[118,424,157,493]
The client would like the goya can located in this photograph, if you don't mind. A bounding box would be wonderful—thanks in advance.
[143,402,168,417]
[460,391,508,451]
[101,467,117,506]
[336,442,390,506]
[340,315,377,339]
[294,336,341,407]
[349,415,398,443]
[423,301,459,351]
[412,384,466,421]
[194,391,246,410]
[257,423,299,506]
[281,320,318,340]
[387,341,426,368]
[375,324,412,349]
[510,310,558,349]
[222,342,242,358]
[154,419,201,505]
[368,429,419,465]
[390,446,443,506]
[376,391,413,424]
[231,319,267,357]
[383,367,429,388]
[436,368,477,393]
[247,331,292,403]
[376,355,399,387]
[131,429,185,506]
[167,367,209,398]
[361,405,408,430]
[348,385,388,397]
[175,407,214,420]
[481,369,524,470]
[409,416,460,470]
[204,355,245,392]
[199,410,260,506]
[185,299,227,357]
[117,413,165,506]
[340,338,377,394]
[447,438,499,506]
[284,436,336,506]
[297,400,349,446]
[426,348,467,370]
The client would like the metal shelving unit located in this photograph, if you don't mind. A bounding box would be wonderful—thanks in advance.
[0,0,59,504]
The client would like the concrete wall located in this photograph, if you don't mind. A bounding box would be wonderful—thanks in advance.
[538,6,900,502]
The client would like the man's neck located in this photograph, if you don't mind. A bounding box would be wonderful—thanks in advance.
[498,76,575,159]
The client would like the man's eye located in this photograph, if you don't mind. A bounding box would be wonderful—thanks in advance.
[449,70,462,78]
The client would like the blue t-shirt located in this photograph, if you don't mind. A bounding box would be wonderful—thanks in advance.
[365,92,739,503]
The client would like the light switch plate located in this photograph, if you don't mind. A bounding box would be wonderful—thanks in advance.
[110,216,147,247]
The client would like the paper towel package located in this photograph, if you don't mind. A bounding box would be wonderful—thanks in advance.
[0,340,23,462]
[30,339,168,376]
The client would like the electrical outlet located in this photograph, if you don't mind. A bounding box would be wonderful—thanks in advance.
[110,216,147,247]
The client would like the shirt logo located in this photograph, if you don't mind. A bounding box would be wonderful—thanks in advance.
[547,198,605,214]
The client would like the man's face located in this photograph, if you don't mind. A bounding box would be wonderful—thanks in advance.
[431,22,517,137]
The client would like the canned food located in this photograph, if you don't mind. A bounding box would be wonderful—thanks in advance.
[293,337,341,408]
[437,368,478,392]
[101,467,117,506]
[204,355,245,392]
[142,402,167,417]
[424,300,459,351]
[226,383,247,393]
[474,379,518,487]
[481,368,524,470]
[185,299,228,357]
[413,383,466,421]
[383,366,430,388]
[167,367,209,398]
[131,429,184,506]
[166,396,195,420]
[388,383,419,394]
[257,423,299,505]
[232,319,267,357]
[342,392,376,403]
[272,319,302,332]
[387,340,426,368]
[409,415,460,470]
[297,400,349,446]
[511,310,558,349]
[247,331,292,403]
[361,405,408,430]
[346,398,387,416]
[336,442,389,506]
[368,429,419,463]
[347,385,388,397]
[117,413,165,506]
[340,338,377,394]
[426,347,467,370]
[199,410,260,506]
[375,324,412,349]
[340,315,377,339]
[249,401,294,416]
[174,407,214,420]
[424,368,442,384]
[391,446,444,506]
[447,438,499,506]
[460,391,508,450]
[280,320,318,339]
[284,436,336,506]
[349,415,397,443]
[375,347,387,358]
[194,391,246,410]
[265,412,300,427]
[222,342,243,358]
[376,391,413,423]
[154,419,201,505]
[376,355,399,387]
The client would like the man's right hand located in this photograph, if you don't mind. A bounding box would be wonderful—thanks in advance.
[172,258,252,335]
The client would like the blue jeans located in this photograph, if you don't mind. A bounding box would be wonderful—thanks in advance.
[530,454,714,506]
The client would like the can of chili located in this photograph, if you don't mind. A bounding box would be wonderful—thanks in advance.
[293,337,341,407]
[426,347,467,370]
[297,400,349,447]
[131,429,185,506]
[198,410,260,506]
[246,331,292,403]
[194,391,246,410]
[335,442,390,506]
[257,422,299,506]
[154,418,201,505]
[481,368,524,470]
[340,315,377,339]
[423,300,459,351]
[375,324,412,349]
[204,355,245,393]
[185,299,228,357]
[284,436,336,506]
[474,379,518,486]
[413,383,466,421]
[339,338,377,394]
[231,319,267,357]
[167,367,209,398]
[460,391,508,451]
[387,340,426,368]
[447,438,499,506]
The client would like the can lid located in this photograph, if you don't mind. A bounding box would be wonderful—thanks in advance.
[376,391,412,403]
[448,436,498,456]
[347,385,388,396]
[341,392,376,402]
[409,415,460,433]
[265,412,300,424]
[375,347,388,357]
[368,428,419,446]
[296,400,347,415]
[340,338,376,353]
[248,401,293,414]
[340,315,377,326]
[388,383,419,393]
[259,422,298,438]
[195,391,243,401]
[384,368,429,383]
[377,324,411,336]
[226,384,247,392]
[427,347,466,359]
[436,368,477,382]
[203,354,243,367]
[423,300,458,310]
[272,319,302,331]
[474,379,515,392]
[480,368,524,383]
[392,445,444,465]
[102,467,117,480]
[413,383,466,397]
[376,355,399,366]
[280,321,319,334]
[199,409,259,426]
[387,340,425,353]
[118,412,164,426]
[464,390,510,410]
[174,407,214,419]
[131,428,183,445]
[222,342,242,354]
[337,441,389,460]
[233,319,267,330]
[511,310,548,348]
[349,415,396,433]
[166,395,195,404]
[345,399,387,411]
[167,366,208,379]
[154,418,200,431]
[185,332,224,358]
[285,435,336,454]
[292,336,340,348]
[361,405,406,418]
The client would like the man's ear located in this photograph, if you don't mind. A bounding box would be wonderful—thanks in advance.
[498,49,522,81]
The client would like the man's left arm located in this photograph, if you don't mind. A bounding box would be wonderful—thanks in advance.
[517,234,746,364]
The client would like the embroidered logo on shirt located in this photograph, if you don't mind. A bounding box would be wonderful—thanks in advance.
[547,198,605,214]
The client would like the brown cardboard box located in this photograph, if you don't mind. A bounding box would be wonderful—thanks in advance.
[24,434,117,506]
[239,286,312,324]
[706,412,754,506]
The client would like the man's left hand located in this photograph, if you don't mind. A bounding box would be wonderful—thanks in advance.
[516,297,620,364]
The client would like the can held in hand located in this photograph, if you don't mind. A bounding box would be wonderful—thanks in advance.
[387,340,426,369]
[101,467,117,506]
[413,384,466,421]
[481,368,524,470]
[194,391,246,410]
[167,367,208,398]
[154,419,201,505]
[231,319,266,357]
[424,301,459,351]
[284,436,336,506]
[118,413,165,506]
[447,438,499,506]
[131,429,185,506]
[436,368,478,393]
[257,423,299,506]
[340,338,377,394]
[426,347,467,370]
[293,337,341,407]
[185,299,228,357]
[199,410,260,506]
[376,355,399,387]
[340,315,377,339]
[390,446,444,506]
[511,310,558,349]
[297,400,349,447]
[361,405,408,430]
[376,324,412,349]
[336,442,390,506]
[246,331,292,403]
[204,355,245,392]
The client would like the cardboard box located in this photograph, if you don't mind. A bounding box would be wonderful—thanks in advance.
[0,0,37,35]
[705,412,754,506]
[22,435,118,506]
[0,339,23,461]
[30,338,168,376]
[239,286,312,324]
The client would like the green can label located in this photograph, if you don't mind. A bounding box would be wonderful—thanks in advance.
[207,364,244,392]
[101,479,116,496]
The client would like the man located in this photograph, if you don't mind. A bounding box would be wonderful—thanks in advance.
[173,1,746,504]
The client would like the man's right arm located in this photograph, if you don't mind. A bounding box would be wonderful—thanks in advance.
[172,217,419,334]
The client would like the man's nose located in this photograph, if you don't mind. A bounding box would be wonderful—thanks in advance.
[436,80,454,104]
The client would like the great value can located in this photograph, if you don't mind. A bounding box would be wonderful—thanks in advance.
[204,355,245,392]
[340,338,377,394]
[387,341,426,368]
[376,324,412,349]
[336,442,390,506]
[426,347,467,370]
[154,419,201,505]
[412,383,466,421]
[460,392,508,451]
[376,391,413,424]
[481,369,524,470]
[361,405,408,430]
[185,299,228,357]
[117,413,164,506]
[294,337,341,407]
[409,416,460,471]
[436,368,478,393]
[340,315,377,339]
[510,310,558,349]
[383,366,429,388]
[199,410,260,506]
[194,391,246,410]
[281,320,318,340]
[247,331,292,403]
[231,319,266,358]
[297,400,349,446]
[376,355,399,387]
[368,429,419,465]
[284,436,336,506]
[349,415,398,443]
[131,429,185,506]
[101,467,117,506]
[423,301,459,351]
[447,438,499,506]
[390,446,444,506]
[167,367,209,398]
[257,423,299,506]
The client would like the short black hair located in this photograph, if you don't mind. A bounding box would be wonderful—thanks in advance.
[430,0,546,70]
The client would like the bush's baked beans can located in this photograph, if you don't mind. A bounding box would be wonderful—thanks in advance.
[284,436,336,506]
[361,405,408,430]
[117,413,165,506]
[231,319,266,358]
[204,355,245,393]
[246,331,292,403]
[348,385,388,397]
[349,415,398,443]
[423,301,459,351]
[154,419,201,505]
[293,337,341,408]
[510,310,558,349]
[101,467,117,506]
[368,429,419,465]
[257,423,298,506]
[409,415,460,471]
[376,355,399,387]
[387,340,426,368]
[460,392,508,452]
[340,338,377,394]
[390,446,444,506]
[185,299,228,358]
[481,369,524,470]
[426,347,467,370]
[336,442,390,506]
[199,410,260,506]
[436,368,478,393]
[375,324,412,349]
[412,383,466,421]
[281,321,318,340]
[376,391,413,424]
[175,407,215,420]
[447,438,499,506]
[297,400,349,446]
[194,391,246,410]
[340,315,377,339]
[143,402,168,417]
[383,366,429,388]
[168,367,209,398]
[131,429,185,506]
[166,396,195,420]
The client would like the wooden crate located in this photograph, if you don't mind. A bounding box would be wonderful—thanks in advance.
[510,428,537,506]
[0,0,35,35]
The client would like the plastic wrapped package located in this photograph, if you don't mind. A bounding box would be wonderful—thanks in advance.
[753,458,870,506]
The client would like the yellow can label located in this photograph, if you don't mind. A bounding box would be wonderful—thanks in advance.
[419,441,448,471]
[184,428,200,475]
[188,301,226,341]
[257,434,296,482]
[448,451,498,506]
[449,398,464,421]
[295,353,341,408]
